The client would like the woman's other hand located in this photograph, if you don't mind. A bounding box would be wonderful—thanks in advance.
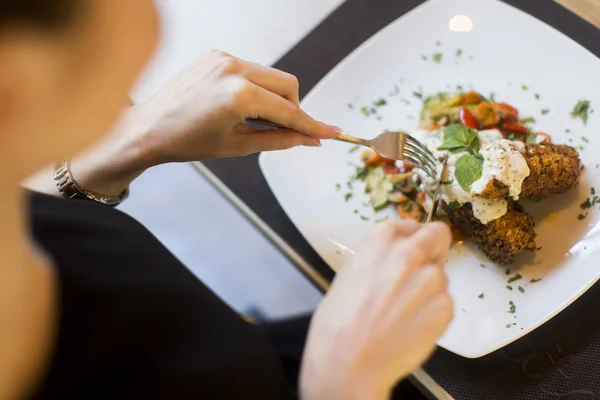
[300,220,454,400]
[130,49,340,164]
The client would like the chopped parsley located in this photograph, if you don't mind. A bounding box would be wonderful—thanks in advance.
[412,91,423,99]
[400,98,411,105]
[572,99,591,125]
[421,55,428,61]
[336,250,341,255]
[535,93,540,100]
[518,286,525,293]
[506,324,511,328]
[581,198,592,209]
[578,213,586,220]
[456,49,463,57]
[505,268,511,275]
[582,137,590,143]
[531,278,543,283]
[360,106,371,116]
[432,53,443,63]
[374,98,387,107]
[506,285,513,291]
[348,145,360,153]
[435,41,442,46]
[335,183,341,192]
[565,129,571,133]
[360,216,370,221]
[508,301,516,314]
[480,263,487,268]
[592,188,596,195]
[520,117,537,124]
[478,293,484,299]
[347,103,354,109]
[521,84,528,90]
[403,203,414,212]
[355,167,369,181]
[507,274,522,283]
[449,200,461,209]
[375,217,389,223]
[344,193,353,202]
[354,210,358,214]
[541,109,550,115]
[489,92,496,102]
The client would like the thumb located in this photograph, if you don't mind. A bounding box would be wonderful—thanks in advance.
[243,129,322,153]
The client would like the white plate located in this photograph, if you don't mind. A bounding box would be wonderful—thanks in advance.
[259,0,600,358]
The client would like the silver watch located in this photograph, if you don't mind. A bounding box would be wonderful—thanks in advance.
[53,159,129,206]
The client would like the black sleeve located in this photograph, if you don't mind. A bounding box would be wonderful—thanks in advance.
[27,193,289,400]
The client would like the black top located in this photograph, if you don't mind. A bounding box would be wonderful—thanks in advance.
[27,192,289,400]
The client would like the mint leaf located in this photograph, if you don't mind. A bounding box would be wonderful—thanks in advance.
[455,154,483,191]
[437,124,480,153]
[572,99,591,125]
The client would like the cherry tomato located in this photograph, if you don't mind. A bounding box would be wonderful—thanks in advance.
[459,107,480,129]
[500,121,529,135]
[399,162,414,173]
[492,102,519,121]
[463,91,483,105]
[361,150,383,166]
[475,102,501,127]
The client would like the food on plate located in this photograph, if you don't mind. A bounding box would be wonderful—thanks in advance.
[354,90,582,264]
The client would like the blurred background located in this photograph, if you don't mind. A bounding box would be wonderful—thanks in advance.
[119,0,345,320]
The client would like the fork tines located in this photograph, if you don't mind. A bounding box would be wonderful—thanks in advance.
[403,136,437,178]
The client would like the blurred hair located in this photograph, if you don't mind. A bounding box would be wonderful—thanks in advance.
[0,0,80,30]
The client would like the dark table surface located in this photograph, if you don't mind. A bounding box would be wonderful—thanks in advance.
[203,1,600,398]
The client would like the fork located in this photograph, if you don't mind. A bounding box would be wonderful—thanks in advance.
[246,118,438,178]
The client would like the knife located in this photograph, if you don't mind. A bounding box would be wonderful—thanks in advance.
[426,157,448,224]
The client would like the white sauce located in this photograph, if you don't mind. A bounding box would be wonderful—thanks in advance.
[409,129,530,224]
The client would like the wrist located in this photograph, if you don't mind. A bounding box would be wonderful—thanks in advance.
[299,347,391,400]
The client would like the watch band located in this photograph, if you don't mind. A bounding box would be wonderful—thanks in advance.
[53,159,129,206]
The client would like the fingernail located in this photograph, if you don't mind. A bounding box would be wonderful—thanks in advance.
[304,141,322,147]
[328,124,343,134]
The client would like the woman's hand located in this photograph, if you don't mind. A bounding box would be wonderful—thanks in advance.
[25,50,340,197]
[128,49,340,165]
[300,220,454,400]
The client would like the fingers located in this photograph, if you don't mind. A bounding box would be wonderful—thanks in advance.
[237,82,340,139]
[413,292,454,338]
[386,222,451,272]
[240,129,321,153]
[243,62,301,106]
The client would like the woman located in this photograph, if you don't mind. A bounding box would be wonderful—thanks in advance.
[1,0,453,399]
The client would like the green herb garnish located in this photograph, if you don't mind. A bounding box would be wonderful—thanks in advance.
[521,84,528,90]
[360,216,369,221]
[572,99,591,125]
[506,324,511,328]
[455,154,484,192]
[581,198,592,209]
[432,53,443,63]
[344,193,353,202]
[506,285,513,290]
[582,137,590,143]
[335,184,341,192]
[489,92,496,102]
[541,109,550,115]
[374,98,387,107]
[505,269,510,275]
[507,274,522,283]
[578,213,586,220]
[412,91,423,99]
[531,278,542,283]
[518,286,525,293]
[508,301,516,314]
[456,49,463,57]
[355,167,369,181]
[449,200,461,209]
[421,55,427,61]
[403,203,413,212]
[437,124,480,153]
[480,263,487,268]
[535,93,540,100]
[348,145,360,153]
[360,106,370,116]
[526,134,538,144]
[347,103,354,109]
[520,117,537,124]
[400,98,411,105]
[478,293,484,299]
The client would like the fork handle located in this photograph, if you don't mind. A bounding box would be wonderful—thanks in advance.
[246,118,369,147]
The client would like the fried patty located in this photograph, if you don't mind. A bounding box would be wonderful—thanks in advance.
[475,143,581,199]
[444,202,537,265]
